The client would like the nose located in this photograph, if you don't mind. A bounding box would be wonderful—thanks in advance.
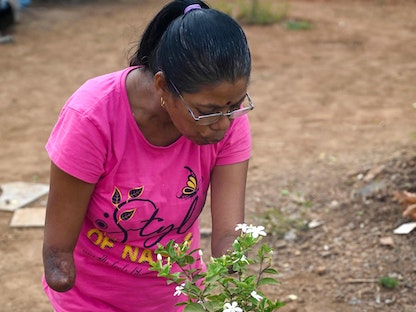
[209,115,232,131]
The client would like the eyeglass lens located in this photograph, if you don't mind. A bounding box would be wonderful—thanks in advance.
[197,99,252,125]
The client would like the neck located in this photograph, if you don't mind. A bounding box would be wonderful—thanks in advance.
[126,68,181,146]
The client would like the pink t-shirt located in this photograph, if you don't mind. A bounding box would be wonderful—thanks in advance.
[43,67,251,311]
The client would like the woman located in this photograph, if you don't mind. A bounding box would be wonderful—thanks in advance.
[42,1,253,311]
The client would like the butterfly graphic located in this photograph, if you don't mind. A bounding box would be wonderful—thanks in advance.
[179,166,198,199]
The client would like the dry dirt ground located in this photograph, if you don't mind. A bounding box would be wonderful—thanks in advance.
[1,0,416,311]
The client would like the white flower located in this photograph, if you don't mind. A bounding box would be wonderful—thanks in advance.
[198,249,204,257]
[223,301,243,312]
[157,253,162,262]
[246,225,267,238]
[238,254,249,264]
[235,224,268,238]
[251,290,263,301]
[241,254,248,262]
[173,283,185,297]
[235,223,249,233]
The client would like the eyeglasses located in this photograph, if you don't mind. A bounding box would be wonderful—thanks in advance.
[170,81,254,126]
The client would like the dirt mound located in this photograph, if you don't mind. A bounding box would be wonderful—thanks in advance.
[255,148,416,312]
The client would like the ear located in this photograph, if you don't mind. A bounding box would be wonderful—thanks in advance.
[154,71,171,100]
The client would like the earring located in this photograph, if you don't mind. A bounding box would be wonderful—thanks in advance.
[160,97,166,107]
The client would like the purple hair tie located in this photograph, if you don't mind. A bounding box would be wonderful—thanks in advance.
[184,3,201,15]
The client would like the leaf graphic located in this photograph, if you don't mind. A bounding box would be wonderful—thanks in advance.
[112,187,122,206]
[118,209,136,223]
[129,186,144,199]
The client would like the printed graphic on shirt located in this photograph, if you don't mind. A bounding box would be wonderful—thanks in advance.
[85,228,194,276]
[83,167,204,276]
[91,166,203,247]
[178,166,198,199]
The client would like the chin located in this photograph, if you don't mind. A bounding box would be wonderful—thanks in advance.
[204,137,224,145]
[190,137,221,145]
[194,139,212,145]
[187,133,225,145]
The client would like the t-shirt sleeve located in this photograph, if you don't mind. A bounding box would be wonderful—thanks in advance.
[215,115,252,166]
[45,104,107,184]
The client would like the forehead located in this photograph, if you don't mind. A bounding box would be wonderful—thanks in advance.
[185,78,248,106]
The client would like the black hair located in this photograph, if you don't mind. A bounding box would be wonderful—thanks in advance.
[129,0,251,94]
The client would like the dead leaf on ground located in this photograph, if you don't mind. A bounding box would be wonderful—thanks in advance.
[403,204,416,220]
[363,165,385,182]
[393,190,416,205]
[393,191,416,221]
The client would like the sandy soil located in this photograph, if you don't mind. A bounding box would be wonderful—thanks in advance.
[1,0,415,311]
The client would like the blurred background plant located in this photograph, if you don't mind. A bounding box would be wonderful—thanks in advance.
[255,189,311,240]
[213,0,312,29]
[214,0,289,25]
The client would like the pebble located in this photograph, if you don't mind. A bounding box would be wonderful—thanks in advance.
[379,236,394,248]
[348,297,361,305]
[287,294,298,301]
[284,230,297,241]
[316,266,327,275]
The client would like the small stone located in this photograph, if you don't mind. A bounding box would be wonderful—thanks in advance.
[316,266,327,275]
[348,297,361,305]
[329,200,339,208]
[308,220,323,229]
[347,222,355,230]
[385,297,396,305]
[287,294,298,301]
[379,236,394,248]
[284,230,297,241]
[275,241,287,249]
[321,251,332,258]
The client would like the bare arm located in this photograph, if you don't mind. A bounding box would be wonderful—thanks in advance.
[43,162,95,292]
[210,160,249,257]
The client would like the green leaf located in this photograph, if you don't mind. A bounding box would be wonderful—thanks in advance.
[183,302,206,312]
[184,255,196,265]
[258,277,280,286]
[243,275,256,285]
[379,276,399,289]
[263,268,279,275]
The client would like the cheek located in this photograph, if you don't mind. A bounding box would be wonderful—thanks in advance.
[169,111,196,135]
[166,106,207,138]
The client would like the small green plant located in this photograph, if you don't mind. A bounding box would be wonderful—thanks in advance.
[259,208,309,239]
[238,0,289,25]
[356,210,364,217]
[212,0,235,16]
[214,0,289,25]
[149,224,285,311]
[257,190,311,239]
[284,19,312,30]
[379,276,399,289]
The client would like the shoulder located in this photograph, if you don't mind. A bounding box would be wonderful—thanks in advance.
[65,67,135,116]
